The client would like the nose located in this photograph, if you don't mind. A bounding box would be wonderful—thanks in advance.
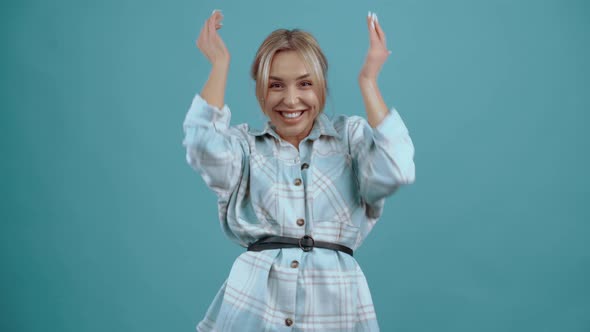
[284,86,299,108]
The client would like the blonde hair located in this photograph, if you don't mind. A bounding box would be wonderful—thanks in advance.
[251,29,328,112]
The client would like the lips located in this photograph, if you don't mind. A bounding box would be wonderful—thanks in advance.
[276,109,308,119]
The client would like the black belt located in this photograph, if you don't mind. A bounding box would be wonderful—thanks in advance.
[247,235,354,257]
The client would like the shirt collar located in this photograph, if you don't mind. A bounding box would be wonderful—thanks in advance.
[248,113,340,140]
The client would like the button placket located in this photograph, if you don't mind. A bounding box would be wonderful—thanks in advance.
[281,250,301,329]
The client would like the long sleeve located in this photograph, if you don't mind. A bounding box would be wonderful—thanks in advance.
[182,93,247,198]
[349,108,415,205]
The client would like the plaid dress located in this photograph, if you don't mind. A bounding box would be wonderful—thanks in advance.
[183,94,415,331]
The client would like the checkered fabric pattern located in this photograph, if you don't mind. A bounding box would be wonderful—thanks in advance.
[183,94,415,331]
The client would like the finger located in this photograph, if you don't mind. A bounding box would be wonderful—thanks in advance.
[369,12,384,46]
[214,11,224,30]
[374,17,387,46]
[202,14,212,44]
[210,12,225,34]
[367,12,378,44]
[208,13,217,37]
[211,11,223,25]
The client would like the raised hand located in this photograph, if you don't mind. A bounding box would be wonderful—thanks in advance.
[196,10,230,67]
[359,11,391,81]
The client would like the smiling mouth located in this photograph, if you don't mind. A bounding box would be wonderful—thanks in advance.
[276,109,308,119]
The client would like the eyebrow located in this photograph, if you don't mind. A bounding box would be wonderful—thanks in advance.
[269,73,310,81]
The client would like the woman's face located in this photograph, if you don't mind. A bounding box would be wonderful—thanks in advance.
[263,51,321,144]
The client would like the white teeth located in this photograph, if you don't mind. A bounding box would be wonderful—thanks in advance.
[281,111,302,119]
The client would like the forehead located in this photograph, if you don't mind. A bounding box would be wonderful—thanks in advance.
[269,51,309,79]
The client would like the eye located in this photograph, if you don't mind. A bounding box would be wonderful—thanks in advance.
[269,82,283,88]
[300,81,313,87]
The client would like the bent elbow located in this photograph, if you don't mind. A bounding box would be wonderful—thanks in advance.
[185,147,201,170]
[399,161,415,185]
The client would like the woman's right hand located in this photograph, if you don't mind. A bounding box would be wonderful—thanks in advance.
[196,10,229,67]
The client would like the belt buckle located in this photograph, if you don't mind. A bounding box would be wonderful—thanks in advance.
[299,235,315,252]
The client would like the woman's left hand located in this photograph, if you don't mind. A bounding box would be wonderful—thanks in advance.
[359,11,392,81]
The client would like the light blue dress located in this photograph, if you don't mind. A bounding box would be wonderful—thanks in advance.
[183,93,415,331]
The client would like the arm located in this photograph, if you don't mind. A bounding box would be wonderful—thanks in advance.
[201,63,229,109]
[350,112,415,205]
[352,12,415,204]
[183,94,245,197]
[359,11,391,128]
[196,9,229,108]
[183,10,244,197]
[358,77,388,128]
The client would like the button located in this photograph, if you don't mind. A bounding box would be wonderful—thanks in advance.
[290,260,299,268]
[296,218,305,226]
[301,163,309,170]
[285,318,293,326]
[294,178,302,186]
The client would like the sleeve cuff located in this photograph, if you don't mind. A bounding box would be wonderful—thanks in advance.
[184,93,232,130]
[373,107,410,142]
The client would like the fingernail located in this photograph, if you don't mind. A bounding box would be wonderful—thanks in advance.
[371,19,375,30]
[375,13,379,23]
[368,11,371,18]
[211,9,221,15]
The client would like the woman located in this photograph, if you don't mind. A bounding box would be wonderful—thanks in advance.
[183,9,415,331]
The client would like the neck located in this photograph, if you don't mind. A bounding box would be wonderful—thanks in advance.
[282,134,305,150]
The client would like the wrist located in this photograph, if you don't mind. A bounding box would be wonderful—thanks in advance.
[212,60,230,72]
[358,74,377,88]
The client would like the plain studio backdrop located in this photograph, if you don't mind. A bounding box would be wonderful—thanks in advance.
[1,0,589,331]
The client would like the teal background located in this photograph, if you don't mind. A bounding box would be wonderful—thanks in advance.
[2,0,589,331]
